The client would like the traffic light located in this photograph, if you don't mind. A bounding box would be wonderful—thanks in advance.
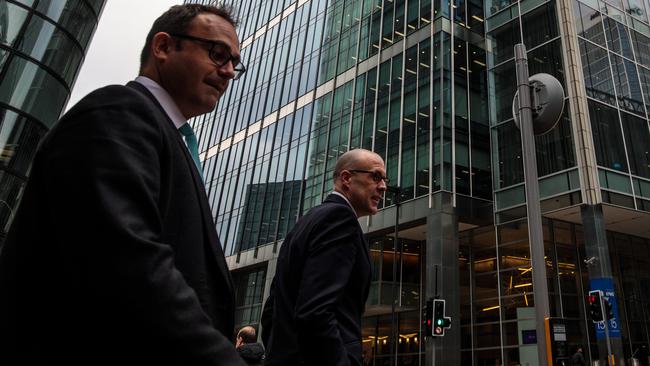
[603,297,614,320]
[432,299,451,336]
[423,299,433,336]
[587,290,604,323]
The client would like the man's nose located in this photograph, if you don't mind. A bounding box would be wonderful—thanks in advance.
[378,179,387,191]
[218,60,236,79]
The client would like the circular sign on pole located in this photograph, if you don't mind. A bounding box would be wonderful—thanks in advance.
[512,73,565,135]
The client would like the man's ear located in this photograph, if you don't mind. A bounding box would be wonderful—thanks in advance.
[340,170,352,187]
[151,32,174,61]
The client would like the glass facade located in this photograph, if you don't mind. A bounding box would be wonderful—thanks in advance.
[0,0,105,242]
[188,0,650,364]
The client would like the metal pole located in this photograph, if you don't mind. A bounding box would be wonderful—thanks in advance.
[604,319,613,365]
[389,187,401,366]
[514,43,550,366]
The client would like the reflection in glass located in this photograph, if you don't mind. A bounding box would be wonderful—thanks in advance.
[580,40,616,106]
[0,56,68,127]
[589,100,629,172]
[0,2,28,47]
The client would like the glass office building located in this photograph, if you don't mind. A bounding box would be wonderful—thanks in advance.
[0,0,105,242]
[189,0,650,364]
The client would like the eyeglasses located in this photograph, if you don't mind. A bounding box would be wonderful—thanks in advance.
[348,169,390,184]
[170,33,247,80]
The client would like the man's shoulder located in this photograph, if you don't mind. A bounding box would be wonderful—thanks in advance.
[64,83,157,118]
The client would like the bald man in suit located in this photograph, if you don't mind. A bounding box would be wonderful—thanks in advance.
[262,149,387,366]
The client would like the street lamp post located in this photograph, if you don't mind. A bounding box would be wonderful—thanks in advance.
[513,43,565,366]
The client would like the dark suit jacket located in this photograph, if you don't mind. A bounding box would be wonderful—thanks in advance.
[262,194,371,366]
[0,82,245,365]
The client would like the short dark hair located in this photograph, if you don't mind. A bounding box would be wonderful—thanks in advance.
[139,3,239,72]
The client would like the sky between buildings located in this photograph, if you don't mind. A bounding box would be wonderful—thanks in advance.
[66,0,180,110]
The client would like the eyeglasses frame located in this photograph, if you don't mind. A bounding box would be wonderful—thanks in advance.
[169,33,247,80]
[347,169,390,184]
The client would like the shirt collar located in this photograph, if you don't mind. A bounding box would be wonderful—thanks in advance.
[331,191,357,217]
[134,76,186,129]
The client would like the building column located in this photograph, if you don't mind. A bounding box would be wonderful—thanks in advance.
[582,204,625,365]
[425,192,460,365]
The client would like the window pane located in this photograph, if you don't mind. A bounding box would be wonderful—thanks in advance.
[18,14,83,85]
[0,109,48,174]
[574,1,605,45]
[580,40,616,106]
[621,112,650,178]
[522,3,558,50]
[589,100,628,172]
[0,2,29,47]
[37,0,97,48]
[0,56,68,127]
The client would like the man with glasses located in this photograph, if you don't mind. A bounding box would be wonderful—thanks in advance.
[0,4,246,365]
[261,149,387,366]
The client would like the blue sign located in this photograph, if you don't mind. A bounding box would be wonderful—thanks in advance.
[590,277,621,339]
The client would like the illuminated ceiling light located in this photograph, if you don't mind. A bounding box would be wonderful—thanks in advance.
[514,283,533,288]
[472,15,484,22]
[482,305,500,311]
[473,59,486,67]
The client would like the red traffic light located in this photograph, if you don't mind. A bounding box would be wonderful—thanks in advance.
[588,295,596,304]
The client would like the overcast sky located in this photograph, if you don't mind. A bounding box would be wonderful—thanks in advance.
[66,0,180,110]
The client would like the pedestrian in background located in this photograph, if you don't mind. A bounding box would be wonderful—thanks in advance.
[236,325,265,365]
[262,148,387,366]
[572,345,586,366]
[0,4,247,365]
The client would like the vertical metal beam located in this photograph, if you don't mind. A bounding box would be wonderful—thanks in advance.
[514,43,550,366]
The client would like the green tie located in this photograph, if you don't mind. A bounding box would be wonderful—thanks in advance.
[178,123,203,179]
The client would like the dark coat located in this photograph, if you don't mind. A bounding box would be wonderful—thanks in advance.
[0,82,245,366]
[571,351,585,366]
[262,194,371,366]
[237,342,265,365]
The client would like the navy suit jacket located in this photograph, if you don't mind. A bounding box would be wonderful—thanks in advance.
[262,194,371,366]
[0,82,245,365]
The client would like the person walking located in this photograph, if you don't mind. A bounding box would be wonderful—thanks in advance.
[262,149,387,366]
[0,4,247,366]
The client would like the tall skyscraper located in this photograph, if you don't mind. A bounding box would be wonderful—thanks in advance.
[0,0,106,242]
[191,0,650,364]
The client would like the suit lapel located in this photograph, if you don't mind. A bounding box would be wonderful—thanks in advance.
[126,82,235,295]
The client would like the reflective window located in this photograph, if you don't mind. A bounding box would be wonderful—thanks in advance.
[620,112,650,178]
[491,60,516,123]
[493,120,523,188]
[18,14,83,85]
[85,0,104,15]
[0,48,6,69]
[37,0,97,48]
[0,55,68,127]
[0,109,47,174]
[0,1,29,47]
[536,109,576,176]
[632,30,650,66]
[489,19,520,65]
[522,3,558,50]
[233,266,266,330]
[580,39,616,106]
[574,0,605,45]
[638,66,650,106]
[603,16,634,60]
[589,100,629,172]
[610,53,644,115]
